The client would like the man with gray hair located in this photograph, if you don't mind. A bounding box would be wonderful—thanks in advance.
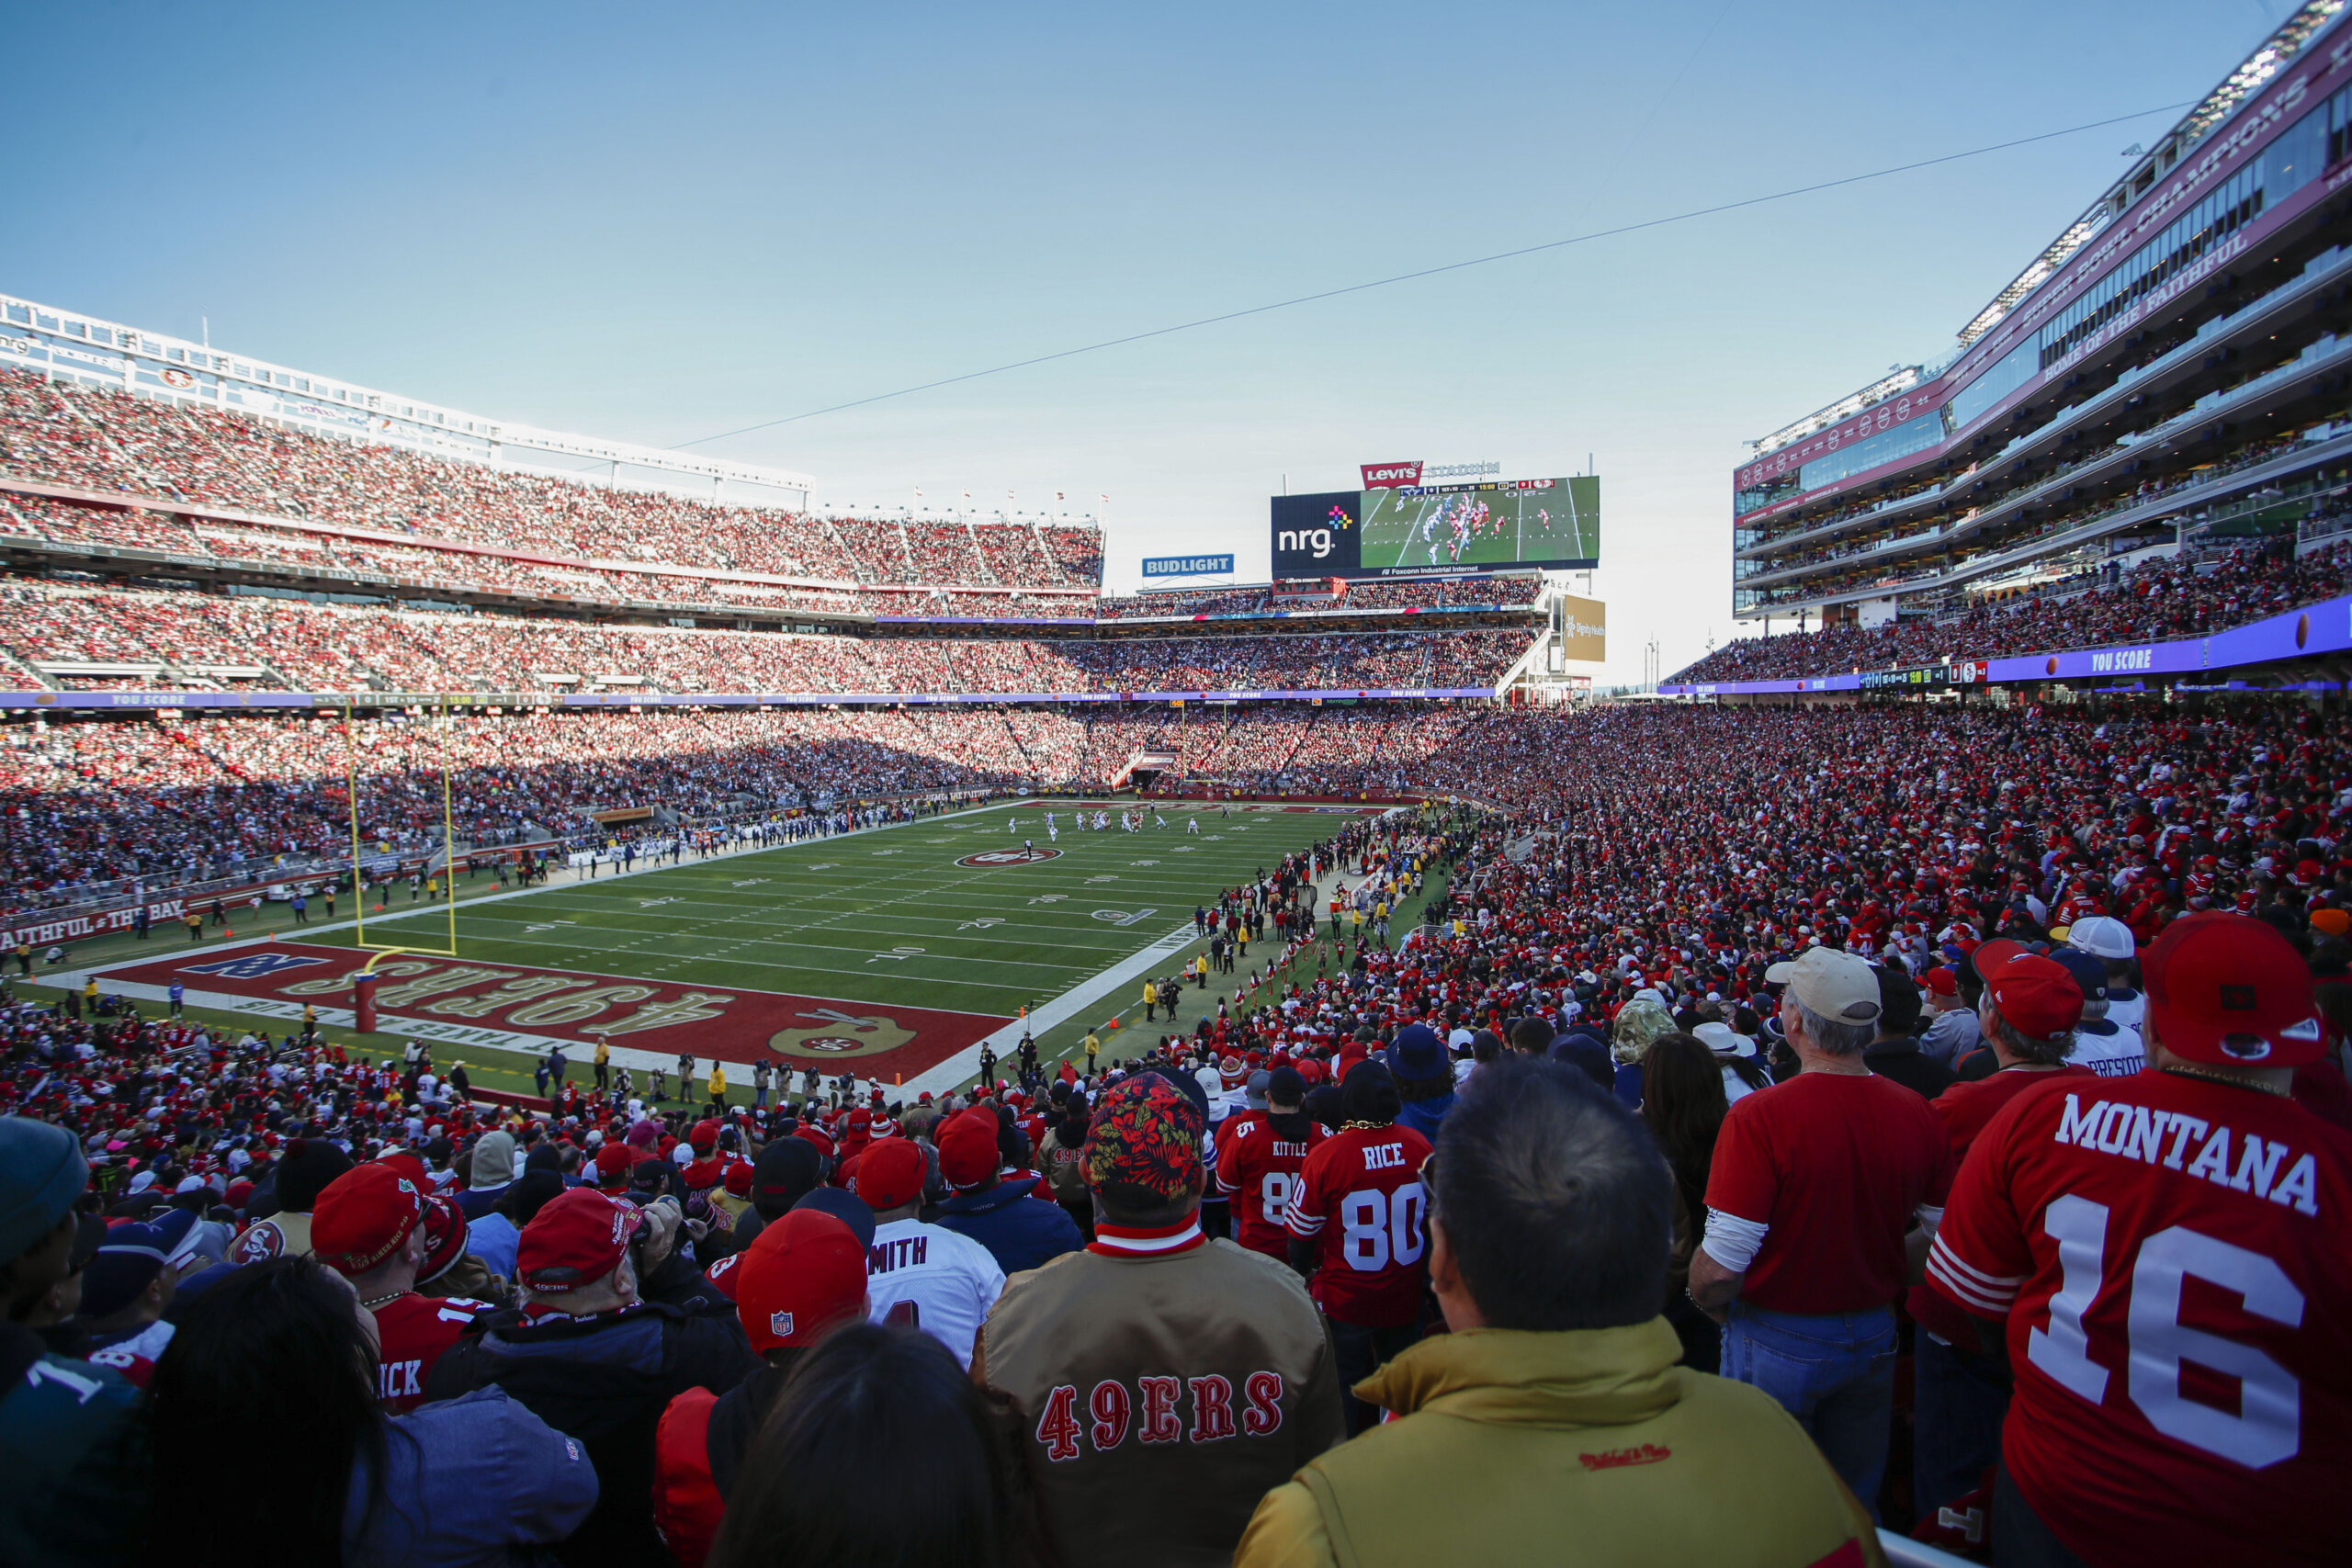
[1235,1057,1883,1568]
[1689,943,1952,1517]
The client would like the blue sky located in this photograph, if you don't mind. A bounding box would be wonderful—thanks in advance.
[1,0,2307,681]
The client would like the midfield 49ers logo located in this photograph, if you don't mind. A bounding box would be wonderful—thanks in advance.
[956,847,1063,867]
[768,1007,918,1060]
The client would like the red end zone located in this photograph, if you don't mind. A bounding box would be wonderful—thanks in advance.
[96,943,1006,1082]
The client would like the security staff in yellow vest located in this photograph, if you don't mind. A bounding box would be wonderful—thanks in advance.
[1236,1056,1886,1568]
[978,1070,1343,1568]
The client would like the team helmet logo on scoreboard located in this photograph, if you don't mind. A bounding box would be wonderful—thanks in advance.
[956,846,1064,867]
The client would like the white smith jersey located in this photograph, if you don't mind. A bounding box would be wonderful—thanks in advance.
[864,1217,1006,1369]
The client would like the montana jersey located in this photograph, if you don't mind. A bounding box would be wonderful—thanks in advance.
[370,1292,496,1415]
[1927,1074,2352,1566]
[1216,1115,1328,1259]
[1286,1123,1432,1327]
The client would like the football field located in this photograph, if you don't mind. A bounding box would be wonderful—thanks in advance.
[82,799,1386,1098]
[1357,479,1599,571]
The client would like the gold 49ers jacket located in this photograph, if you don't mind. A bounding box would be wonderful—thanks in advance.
[980,1218,1345,1568]
[1234,1320,1887,1568]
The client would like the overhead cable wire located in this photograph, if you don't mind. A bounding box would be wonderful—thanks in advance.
[674,99,2194,448]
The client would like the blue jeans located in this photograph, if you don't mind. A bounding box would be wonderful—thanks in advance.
[1912,1332,2010,1518]
[1723,1302,1897,1517]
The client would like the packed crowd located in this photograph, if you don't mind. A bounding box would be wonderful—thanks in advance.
[0,583,1533,699]
[1095,579,1546,619]
[0,367,1102,592]
[0,695,2345,1568]
[0,703,1510,902]
[1676,536,2352,683]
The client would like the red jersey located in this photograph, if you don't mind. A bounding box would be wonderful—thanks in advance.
[1905,1066,2094,1348]
[1927,1074,2352,1566]
[1285,1122,1431,1327]
[1704,1070,1952,1314]
[1216,1113,1328,1258]
[370,1292,495,1415]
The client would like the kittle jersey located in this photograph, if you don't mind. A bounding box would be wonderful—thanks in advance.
[1927,1074,2352,1567]
[370,1292,495,1415]
[1216,1115,1328,1259]
[864,1217,1006,1371]
[1286,1123,1432,1327]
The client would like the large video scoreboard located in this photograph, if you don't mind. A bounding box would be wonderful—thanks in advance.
[1271,474,1599,580]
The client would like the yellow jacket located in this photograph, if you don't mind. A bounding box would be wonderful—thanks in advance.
[1235,1320,1885,1568]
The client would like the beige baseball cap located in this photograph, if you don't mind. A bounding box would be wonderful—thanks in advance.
[1764,945,1883,1026]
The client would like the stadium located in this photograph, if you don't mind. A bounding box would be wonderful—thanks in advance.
[2,6,2346,1568]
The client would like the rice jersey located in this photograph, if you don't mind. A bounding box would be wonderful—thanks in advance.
[1285,1123,1432,1328]
[1927,1072,2352,1566]
[1216,1115,1328,1259]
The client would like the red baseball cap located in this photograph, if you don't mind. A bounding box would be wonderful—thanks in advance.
[311,1163,425,1276]
[936,1110,1001,1191]
[516,1188,644,1294]
[417,1195,469,1285]
[593,1144,634,1186]
[852,1137,926,1211]
[2144,911,2324,1067]
[1968,939,2030,981]
[723,1159,754,1197]
[736,1209,868,1355]
[1982,954,2085,1040]
[688,1121,721,1152]
[1923,966,1959,998]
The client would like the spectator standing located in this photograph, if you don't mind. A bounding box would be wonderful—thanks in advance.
[1235,1058,1885,1568]
[426,1189,757,1568]
[1903,947,2094,1536]
[2064,914,2144,1031]
[0,1119,144,1568]
[707,1323,1042,1568]
[2050,947,2145,1078]
[851,1136,1004,1369]
[932,1109,1083,1275]
[1690,944,1951,1514]
[458,1128,517,1221]
[1640,1031,1731,1375]
[978,1071,1344,1568]
[311,1160,494,1415]
[1216,1066,1325,1261]
[149,1256,595,1568]
[231,1134,351,1262]
[1927,912,2351,1567]
[654,1207,874,1568]
[1385,1024,1454,1138]
[1917,966,1977,1070]
[1862,964,1953,1099]
[1286,1061,1433,1436]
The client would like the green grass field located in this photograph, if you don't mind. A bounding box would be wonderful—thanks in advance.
[1358,478,1599,570]
[68,798,1408,1100]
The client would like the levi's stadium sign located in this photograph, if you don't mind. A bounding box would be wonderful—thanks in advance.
[1360,461,1423,489]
